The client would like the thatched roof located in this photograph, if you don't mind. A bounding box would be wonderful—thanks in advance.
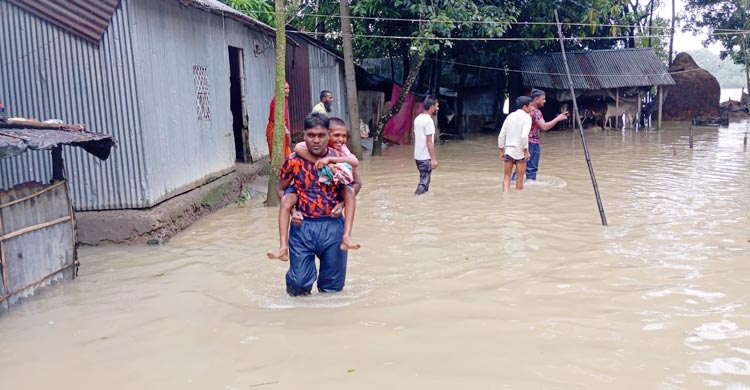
[518,48,675,90]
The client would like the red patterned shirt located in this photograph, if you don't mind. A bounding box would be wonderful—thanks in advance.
[528,108,543,144]
[281,148,345,218]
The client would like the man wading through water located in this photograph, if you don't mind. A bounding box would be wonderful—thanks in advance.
[276,112,350,296]
[413,96,439,195]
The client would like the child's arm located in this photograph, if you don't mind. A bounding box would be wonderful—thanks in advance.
[521,116,531,159]
[314,155,358,170]
[293,142,316,163]
[498,120,508,159]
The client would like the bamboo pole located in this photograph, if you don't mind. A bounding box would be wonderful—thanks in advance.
[0,262,77,304]
[657,86,663,130]
[0,216,72,242]
[0,211,7,297]
[616,88,620,128]
[554,11,608,226]
[64,179,78,279]
[0,181,66,209]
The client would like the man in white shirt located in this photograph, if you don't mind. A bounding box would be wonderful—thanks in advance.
[413,96,439,195]
[498,96,533,192]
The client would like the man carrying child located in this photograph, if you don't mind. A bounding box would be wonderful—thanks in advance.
[270,113,361,296]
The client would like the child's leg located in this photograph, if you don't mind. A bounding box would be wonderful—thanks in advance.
[266,193,298,261]
[515,160,527,190]
[503,159,513,192]
[340,186,361,251]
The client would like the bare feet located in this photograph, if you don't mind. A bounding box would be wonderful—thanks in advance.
[266,246,289,261]
[340,235,361,251]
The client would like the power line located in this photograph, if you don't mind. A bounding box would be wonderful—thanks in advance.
[294,30,693,42]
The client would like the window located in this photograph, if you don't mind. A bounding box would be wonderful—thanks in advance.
[193,65,211,120]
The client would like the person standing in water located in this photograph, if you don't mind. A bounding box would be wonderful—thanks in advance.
[413,96,439,195]
[276,112,350,296]
[498,96,533,192]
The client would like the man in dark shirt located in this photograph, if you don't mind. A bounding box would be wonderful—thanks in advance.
[277,112,349,296]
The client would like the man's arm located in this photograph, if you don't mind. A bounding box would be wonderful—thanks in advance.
[426,134,438,169]
[276,158,294,199]
[276,176,292,200]
[537,110,568,131]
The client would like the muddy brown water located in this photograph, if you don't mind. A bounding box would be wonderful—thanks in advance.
[1,122,749,389]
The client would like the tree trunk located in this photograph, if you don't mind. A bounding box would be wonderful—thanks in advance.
[372,55,426,156]
[266,0,286,206]
[668,0,675,65]
[743,38,750,105]
[340,0,362,158]
[647,0,654,47]
[400,42,411,85]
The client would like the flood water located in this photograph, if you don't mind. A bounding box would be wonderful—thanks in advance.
[1,121,749,389]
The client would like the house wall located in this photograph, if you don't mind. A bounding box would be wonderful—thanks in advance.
[308,45,349,125]
[131,0,276,206]
[0,0,149,210]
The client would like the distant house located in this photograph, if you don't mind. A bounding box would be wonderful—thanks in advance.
[284,27,352,142]
[0,0,283,211]
[512,48,675,128]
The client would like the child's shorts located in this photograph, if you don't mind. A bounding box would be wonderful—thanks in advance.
[503,155,526,163]
[283,186,296,196]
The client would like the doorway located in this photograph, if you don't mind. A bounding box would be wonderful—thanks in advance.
[228,46,251,162]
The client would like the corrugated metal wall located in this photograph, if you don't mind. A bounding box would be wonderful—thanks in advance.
[131,0,278,204]
[285,37,311,142]
[308,45,349,125]
[0,182,76,312]
[0,0,148,210]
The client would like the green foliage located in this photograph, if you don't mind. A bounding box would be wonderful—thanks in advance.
[220,0,275,25]
[634,16,670,64]
[351,0,519,60]
[235,188,252,207]
[684,0,750,65]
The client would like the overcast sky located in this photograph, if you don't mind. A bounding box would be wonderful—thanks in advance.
[656,0,723,54]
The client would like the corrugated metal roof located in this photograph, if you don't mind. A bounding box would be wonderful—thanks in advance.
[0,125,114,161]
[6,0,120,44]
[179,0,274,36]
[518,48,675,90]
[5,0,274,45]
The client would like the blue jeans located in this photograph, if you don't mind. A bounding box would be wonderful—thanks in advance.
[286,217,347,296]
[512,143,541,181]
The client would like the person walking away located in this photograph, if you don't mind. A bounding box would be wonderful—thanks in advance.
[414,96,439,195]
[498,96,533,192]
[265,82,292,158]
[515,89,568,181]
[312,90,334,116]
[275,112,350,296]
